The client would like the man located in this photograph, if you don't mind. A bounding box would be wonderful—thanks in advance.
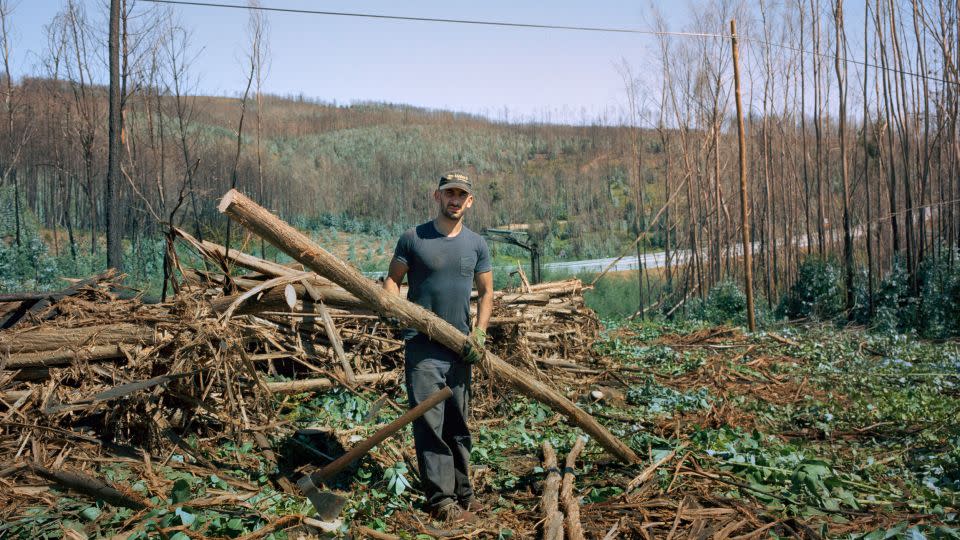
[382,171,493,524]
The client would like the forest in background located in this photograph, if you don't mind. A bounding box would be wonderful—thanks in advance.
[1,0,960,336]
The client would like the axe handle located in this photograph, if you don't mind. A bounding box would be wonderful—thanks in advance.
[316,385,453,481]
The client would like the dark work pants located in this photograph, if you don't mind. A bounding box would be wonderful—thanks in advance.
[404,336,473,510]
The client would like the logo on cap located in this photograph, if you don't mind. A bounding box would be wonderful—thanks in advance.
[438,171,473,194]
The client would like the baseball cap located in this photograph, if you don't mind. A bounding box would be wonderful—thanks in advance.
[438,171,473,194]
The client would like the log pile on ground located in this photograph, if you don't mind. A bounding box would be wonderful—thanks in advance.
[0,216,605,529]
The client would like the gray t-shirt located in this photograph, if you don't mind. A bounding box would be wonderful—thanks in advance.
[392,221,492,338]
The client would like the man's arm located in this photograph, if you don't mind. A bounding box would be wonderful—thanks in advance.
[474,270,494,332]
[383,258,408,296]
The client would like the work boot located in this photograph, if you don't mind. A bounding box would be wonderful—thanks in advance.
[459,496,484,513]
[432,502,477,525]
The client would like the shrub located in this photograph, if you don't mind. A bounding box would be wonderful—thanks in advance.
[872,258,916,334]
[699,279,748,325]
[779,257,844,320]
[917,249,960,339]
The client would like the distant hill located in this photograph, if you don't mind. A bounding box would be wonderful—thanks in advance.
[11,79,666,263]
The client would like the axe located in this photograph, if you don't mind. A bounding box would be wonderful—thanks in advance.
[298,386,454,520]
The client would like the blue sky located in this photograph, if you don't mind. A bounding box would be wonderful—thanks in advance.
[6,1,873,123]
[6,1,695,122]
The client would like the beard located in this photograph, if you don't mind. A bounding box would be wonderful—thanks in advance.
[441,205,463,220]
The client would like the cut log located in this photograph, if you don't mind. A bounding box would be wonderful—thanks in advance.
[560,436,587,540]
[4,345,124,369]
[264,372,397,394]
[0,324,157,354]
[218,189,639,464]
[541,441,564,540]
[0,389,30,402]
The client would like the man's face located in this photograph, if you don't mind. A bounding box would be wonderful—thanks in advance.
[435,187,474,220]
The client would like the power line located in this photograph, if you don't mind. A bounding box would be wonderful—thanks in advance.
[140,0,724,38]
[142,0,956,87]
[740,35,956,88]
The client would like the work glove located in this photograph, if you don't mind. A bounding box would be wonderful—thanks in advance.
[461,331,486,365]
[378,313,402,329]
[471,327,487,347]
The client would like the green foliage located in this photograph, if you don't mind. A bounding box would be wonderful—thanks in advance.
[917,250,960,339]
[849,251,960,339]
[695,279,748,325]
[6,321,959,537]
[871,258,917,334]
[626,378,712,416]
[778,257,845,321]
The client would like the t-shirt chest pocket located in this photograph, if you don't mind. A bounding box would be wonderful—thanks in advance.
[459,255,477,277]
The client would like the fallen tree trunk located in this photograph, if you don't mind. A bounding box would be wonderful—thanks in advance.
[174,226,308,279]
[218,189,639,464]
[220,280,369,313]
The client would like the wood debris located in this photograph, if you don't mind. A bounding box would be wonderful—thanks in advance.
[0,218,604,530]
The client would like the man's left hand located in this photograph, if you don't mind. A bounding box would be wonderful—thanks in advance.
[461,335,485,365]
[471,327,487,347]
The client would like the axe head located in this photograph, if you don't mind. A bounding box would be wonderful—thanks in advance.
[297,473,348,521]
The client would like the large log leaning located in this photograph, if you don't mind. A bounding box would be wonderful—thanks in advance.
[218,189,639,464]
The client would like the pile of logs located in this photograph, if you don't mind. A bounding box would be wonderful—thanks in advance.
[0,188,642,530]
[0,210,604,461]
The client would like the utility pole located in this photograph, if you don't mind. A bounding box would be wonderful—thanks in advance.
[106,0,123,270]
[730,19,756,331]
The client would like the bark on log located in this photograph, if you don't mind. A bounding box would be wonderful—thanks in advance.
[560,436,587,540]
[218,189,638,463]
[264,372,397,394]
[0,324,157,354]
[541,441,564,540]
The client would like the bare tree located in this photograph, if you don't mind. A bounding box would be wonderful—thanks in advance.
[163,15,202,242]
[833,0,854,313]
[249,0,270,258]
[0,0,32,247]
[106,0,122,270]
